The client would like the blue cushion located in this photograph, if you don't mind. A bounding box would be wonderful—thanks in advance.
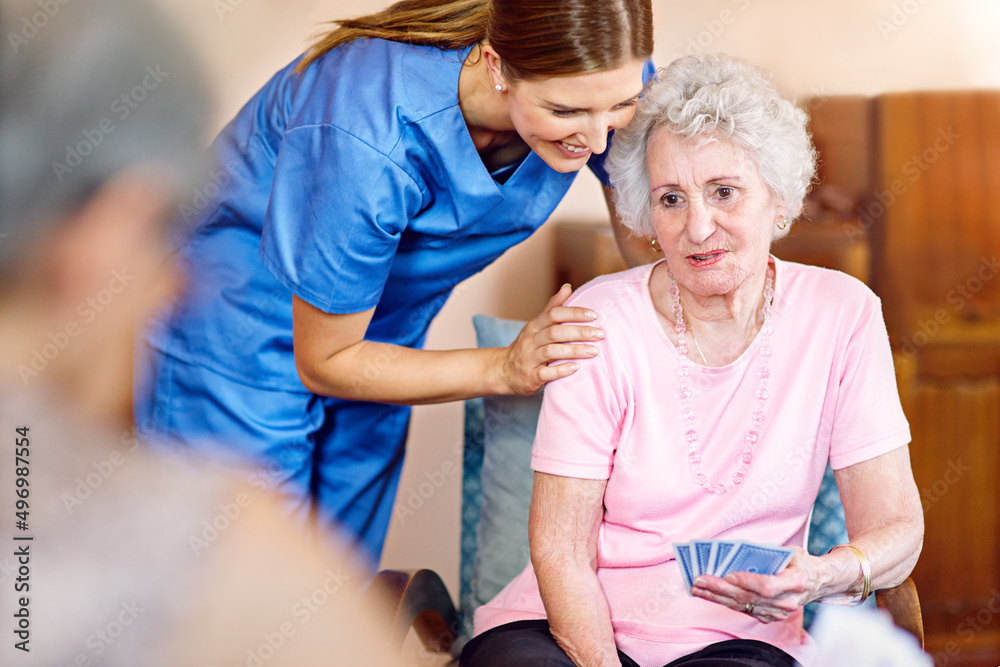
[459,397,486,637]
[459,315,856,635]
[459,316,543,637]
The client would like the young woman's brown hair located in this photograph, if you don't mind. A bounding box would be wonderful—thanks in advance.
[296,0,653,79]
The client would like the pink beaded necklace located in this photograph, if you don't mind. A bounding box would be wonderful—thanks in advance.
[669,266,775,495]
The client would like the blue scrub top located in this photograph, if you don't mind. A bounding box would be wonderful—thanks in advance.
[150,38,652,391]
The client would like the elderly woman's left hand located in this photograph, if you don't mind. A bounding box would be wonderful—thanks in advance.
[689,548,820,623]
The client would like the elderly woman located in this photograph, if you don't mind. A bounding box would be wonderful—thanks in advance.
[461,54,924,667]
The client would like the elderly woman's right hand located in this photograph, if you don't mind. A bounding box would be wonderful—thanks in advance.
[690,549,818,623]
[692,446,924,623]
[497,283,605,395]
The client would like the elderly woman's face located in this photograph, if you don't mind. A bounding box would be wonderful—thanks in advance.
[648,127,786,298]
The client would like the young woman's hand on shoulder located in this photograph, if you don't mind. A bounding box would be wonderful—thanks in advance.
[496,283,605,395]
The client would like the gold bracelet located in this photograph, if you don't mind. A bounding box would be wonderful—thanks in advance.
[829,544,872,604]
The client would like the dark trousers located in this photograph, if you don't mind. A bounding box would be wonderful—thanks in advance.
[460,620,801,667]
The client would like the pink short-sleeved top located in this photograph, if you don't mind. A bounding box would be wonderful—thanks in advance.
[473,258,910,667]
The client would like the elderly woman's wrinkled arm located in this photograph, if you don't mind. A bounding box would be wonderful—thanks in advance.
[825,444,924,601]
[530,471,621,667]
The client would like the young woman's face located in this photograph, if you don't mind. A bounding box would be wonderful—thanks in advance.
[505,59,647,173]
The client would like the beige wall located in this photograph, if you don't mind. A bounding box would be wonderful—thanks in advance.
[152,0,1000,598]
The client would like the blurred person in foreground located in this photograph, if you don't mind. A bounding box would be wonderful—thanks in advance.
[463,54,924,667]
[0,1,400,664]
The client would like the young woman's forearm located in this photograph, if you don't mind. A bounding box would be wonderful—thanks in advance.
[292,290,603,404]
[296,340,509,404]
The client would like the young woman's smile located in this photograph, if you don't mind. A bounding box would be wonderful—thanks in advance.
[505,60,647,172]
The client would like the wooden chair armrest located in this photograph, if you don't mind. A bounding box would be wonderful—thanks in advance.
[366,569,459,653]
[875,577,924,648]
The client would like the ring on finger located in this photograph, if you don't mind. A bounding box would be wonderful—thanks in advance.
[742,601,755,615]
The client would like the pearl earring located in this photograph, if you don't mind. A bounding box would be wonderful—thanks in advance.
[495,84,503,92]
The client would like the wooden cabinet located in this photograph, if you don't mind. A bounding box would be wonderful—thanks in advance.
[871,92,1000,351]
[862,91,1000,667]
[896,346,1000,666]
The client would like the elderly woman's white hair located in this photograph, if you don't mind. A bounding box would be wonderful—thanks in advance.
[607,53,817,240]
[0,0,208,271]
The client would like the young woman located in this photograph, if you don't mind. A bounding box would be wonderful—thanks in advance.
[137,0,655,564]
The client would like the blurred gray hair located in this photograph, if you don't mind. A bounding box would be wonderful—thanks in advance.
[607,54,816,240]
[0,0,208,268]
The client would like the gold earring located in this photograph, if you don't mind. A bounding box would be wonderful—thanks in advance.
[650,237,661,253]
[776,216,787,231]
